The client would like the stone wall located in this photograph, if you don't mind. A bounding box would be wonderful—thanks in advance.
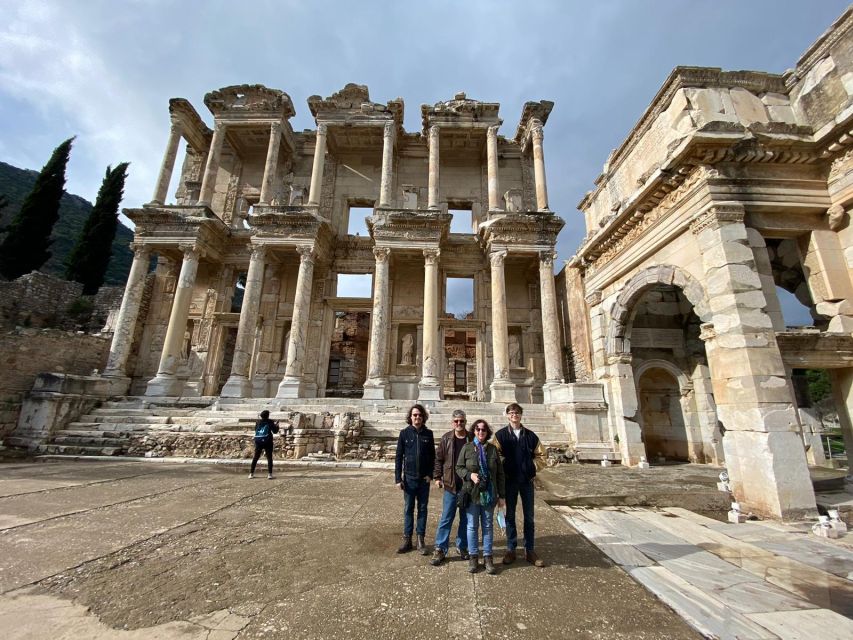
[0,329,110,440]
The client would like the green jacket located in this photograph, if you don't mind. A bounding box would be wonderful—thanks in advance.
[455,440,506,504]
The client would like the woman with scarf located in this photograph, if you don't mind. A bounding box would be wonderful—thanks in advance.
[455,419,506,574]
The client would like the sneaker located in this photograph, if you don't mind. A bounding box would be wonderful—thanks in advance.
[525,550,545,567]
[248,473,254,479]
[430,549,446,566]
[267,474,275,480]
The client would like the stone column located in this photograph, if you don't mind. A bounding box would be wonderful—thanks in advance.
[259,122,283,205]
[530,119,549,211]
[221,245,267,397]
[277,246,316,398]
[427,125,440,209]
[489,249,516,402]
[307,123,328,207]
[418,248,442,400]
[606,352,646,465]
[364,247,391,399]
[487,124,500,211]
[829,368,853,470]
[693,203,816,520]
[103,244,151,379]
[198,122,226,207]
[146,245,201,396]
[539,250,563,401]
[151,121,183,205]
[378,121,395,208]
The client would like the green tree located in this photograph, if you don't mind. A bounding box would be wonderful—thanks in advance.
[65,162,130,294]
[0,137,74,279]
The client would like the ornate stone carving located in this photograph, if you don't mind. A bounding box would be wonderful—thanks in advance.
[204,85,295,118]
[423,248,440,265]
[373,247,390,262]
[827,204,847,231]
[489,250,507,267]
[296,246,316,265]
[585,290,602,306]
[690,203,746,235]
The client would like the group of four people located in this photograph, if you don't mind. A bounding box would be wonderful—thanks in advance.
[394,402,546,574]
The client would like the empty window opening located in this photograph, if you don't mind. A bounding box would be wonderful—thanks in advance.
[454,362,467,392]
[231,273,247,313]
[449,208,473,234]
[348,206,373,236]
[446,277,474,319]
[776,286,813,328]
[327,358,342,386]
[337,273,373,298]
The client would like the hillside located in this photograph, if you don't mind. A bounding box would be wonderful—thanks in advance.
[0,160,133,285]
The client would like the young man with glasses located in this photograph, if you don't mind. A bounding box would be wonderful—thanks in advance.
[395,404,436,555]
[430,409,473,565]
[494,402,546,567]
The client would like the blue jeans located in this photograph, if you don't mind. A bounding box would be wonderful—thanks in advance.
[402,477,430,536]
[466,501,495,557]
[434,488,468,553]
[505,480,535,552]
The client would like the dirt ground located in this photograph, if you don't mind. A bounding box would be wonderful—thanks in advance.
[0,459,701,639]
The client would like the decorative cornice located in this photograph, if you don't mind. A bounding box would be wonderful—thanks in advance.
[788,7,853,89]
[690,203,745,235]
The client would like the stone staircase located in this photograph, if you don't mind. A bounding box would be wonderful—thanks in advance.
[37,397,574,459]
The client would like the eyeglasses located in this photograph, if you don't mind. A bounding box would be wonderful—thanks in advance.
[508,411,521,416]
[474,427,488,432]
[453,419,466,424]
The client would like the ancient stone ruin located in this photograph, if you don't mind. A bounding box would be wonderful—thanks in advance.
[10,7,853,521]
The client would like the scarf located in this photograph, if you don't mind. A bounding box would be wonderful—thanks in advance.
[474,439,494,508]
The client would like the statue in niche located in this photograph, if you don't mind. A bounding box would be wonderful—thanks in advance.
[400,332,415,365]
[504,189,523,213]
[508,332,521,368]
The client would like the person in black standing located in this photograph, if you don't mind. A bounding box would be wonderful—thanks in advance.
[494,403,546,567]
[249,410,279,479]
[394,404,435,555]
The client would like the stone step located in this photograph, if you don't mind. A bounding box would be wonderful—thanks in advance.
[79,414,172,424]
[51,434,128,447]
[37,444,124,456]
[67,422,151,432]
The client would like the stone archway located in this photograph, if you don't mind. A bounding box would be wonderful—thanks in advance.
[636,366,689,461]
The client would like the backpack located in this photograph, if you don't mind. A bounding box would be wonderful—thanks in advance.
[254,420,272,440]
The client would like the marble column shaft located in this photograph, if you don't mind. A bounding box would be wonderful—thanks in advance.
[221,245,267,396]
[259,122,283,205]
[198,123,226,207]
[307,123,327,206]
[421,249,440,384]
[104,244,151,376]
[490,250,510,380]
[156,245,200,376]
[152,121,183,205]
[379,121,395,208]
[487,125,500,211]
[366,247,390,383]
[428,125,440,209]
[538,250,562,384]
[283,247,316,380]
[530,120,549,211]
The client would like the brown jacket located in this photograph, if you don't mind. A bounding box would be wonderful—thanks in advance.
[433,429,472,494]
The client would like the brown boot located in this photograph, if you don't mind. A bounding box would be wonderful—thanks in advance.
[468,556,479,573]
[430,548,446,566]
[525,550,545,567]
[502,549,516,565]
[484,555,497,575]
[417,534,429,556]
[397,535,413,554]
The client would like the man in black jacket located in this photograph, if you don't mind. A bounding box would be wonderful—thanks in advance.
[494,403,546,567]
[394,404,436,555]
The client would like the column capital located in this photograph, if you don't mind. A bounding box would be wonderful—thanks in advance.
[168,119,183,136]
[373,246,390,262]
[429,124,440,143]
[178,243,201,260]
[249,244,268,261]
[423,248,440,265]
[316,122,328,136]
[489,249,507,268]
[269,121,282,134]
[383,120,395,139]
[296,245,316,265]
[530,118,544,142]
[538,250,557,267]
[690,203,746,235]
[213,121,226,134]
[129,242,150,260]
[487,124,500,138]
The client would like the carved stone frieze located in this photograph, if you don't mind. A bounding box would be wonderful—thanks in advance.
[479,212,564,250]
[689,203,746,235]
[367,209,452,244]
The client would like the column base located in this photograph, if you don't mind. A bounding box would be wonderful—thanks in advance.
[417,381,442,401]
[145,374,185,397]
[363,379,390,400]
[276,377,306,399]
[98,373,132,395]
[490,380,517,404]
[221,375,253,398]
[542,381,567,404]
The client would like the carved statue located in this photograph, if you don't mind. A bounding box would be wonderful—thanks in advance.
[508,332,521,368]
[504,189,523,213]
[400,332,414,365]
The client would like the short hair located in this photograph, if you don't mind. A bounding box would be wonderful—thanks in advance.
[471,419,493,440]
[260,410,270,419]
[505,402,523,416]
[407,404,429,426]
[452,409,466,419]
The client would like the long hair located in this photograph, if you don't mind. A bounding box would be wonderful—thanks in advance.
[470,418,492,440]
[406,404,428,426]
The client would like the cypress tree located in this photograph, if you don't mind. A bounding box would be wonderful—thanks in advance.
[0,137,74,279]
[65,162,130,294]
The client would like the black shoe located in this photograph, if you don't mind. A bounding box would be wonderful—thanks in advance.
[397,536,413,554]
[484,555,497,575]
[417,535,429,556]
[468,557,479,573]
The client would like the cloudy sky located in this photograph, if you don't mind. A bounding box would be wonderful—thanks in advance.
[1,0,849,321]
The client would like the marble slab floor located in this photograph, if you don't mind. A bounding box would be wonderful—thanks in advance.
[556,505,853,640]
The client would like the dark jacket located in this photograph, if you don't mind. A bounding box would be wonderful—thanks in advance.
[456,440,506,504]
[494,425,545,484]
[395,425,435,484]
[433,429,473,493]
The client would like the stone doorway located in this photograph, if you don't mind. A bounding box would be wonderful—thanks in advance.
[325,311,371,398]
[442,326,478,400]
[638,367,689,461]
